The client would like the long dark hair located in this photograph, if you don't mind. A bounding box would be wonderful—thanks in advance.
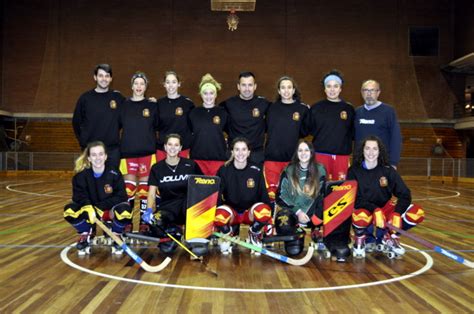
[353,135,390,167]
[225,137,251,166]
[288,139,320,197]
[275,75,301,102]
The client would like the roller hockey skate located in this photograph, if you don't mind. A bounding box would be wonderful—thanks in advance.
[219,236,233,255]
[327,242,351,263]
[310,228,331,258]
[158,226,181,254]
[381,233,405,259]
[248,228,263,256]
[111,233,124,255]
[352,234,366,259]
[76,231,93,256]
[365,234,376,253]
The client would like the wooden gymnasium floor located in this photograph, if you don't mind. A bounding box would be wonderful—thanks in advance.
[0,173,473,313]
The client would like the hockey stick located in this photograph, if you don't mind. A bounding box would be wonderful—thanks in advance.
[213,232,314,266]
[150,224,218,277]
[95,220,172,272]
[387,223,474,268]
[125,232,171,243]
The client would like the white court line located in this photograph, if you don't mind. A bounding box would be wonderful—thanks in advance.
[412,186,460,201]
[1,178,447,292]
[6,181,69,198]
[60,243,433,293]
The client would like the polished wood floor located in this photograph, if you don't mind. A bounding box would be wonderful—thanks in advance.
[0,174,473,313]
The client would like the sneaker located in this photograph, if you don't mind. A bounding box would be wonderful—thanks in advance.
[77,232,91,255]
[248,229,263,256]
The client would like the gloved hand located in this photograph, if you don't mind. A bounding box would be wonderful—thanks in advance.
[142,207,154,224]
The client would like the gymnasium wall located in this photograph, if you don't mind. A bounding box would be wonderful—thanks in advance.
[0,0,464,119]
[454,0,474,58]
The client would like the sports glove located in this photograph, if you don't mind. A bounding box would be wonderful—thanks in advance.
[142,207,154,224]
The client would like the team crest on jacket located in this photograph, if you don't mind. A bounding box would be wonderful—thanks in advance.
[143,108,150,117]
[292,112,300,121]
[247,178,255,188]
[104,184,113,194]
[175,107,183,116]
[379,176,388,187]
[252,108,260,118]
[213,116,221,124]
[110,100,117,109]
[139,164,147,173]
[340,111,347,120]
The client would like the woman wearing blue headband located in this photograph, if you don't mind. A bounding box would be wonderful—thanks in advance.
[302,69,355,262]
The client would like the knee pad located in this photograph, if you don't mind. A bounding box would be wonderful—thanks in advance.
[137,181,149,200]
[249,202,272,223]
[124,180,137,201]
[402,203,425,227]
[275,209,297,236]
[112,202,133,221]
[215,205,234,227]
[63,203,81,222]
[388,212,402,229]
[352,208,372,228]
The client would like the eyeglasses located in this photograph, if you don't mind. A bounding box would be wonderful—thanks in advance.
[362,89,379,94]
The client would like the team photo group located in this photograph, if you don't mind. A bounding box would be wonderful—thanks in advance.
[64,63,425,264]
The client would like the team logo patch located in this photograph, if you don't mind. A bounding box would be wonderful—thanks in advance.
[110,100,117,109]
[139,164,147,173]
[247,178,255,188]
[252,108,260,118]
[213,116,221,124]
[277,215,289,226]
[143,108,150,117]
[292,112,300,121]
[175,107,183,116]
[104,184,113,194]
[340,111,347,120]
[379,176,388,187]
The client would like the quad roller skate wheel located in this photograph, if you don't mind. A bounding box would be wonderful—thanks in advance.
[376,243,385,252]
[77,246,91,256]
[352,251,365,259]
